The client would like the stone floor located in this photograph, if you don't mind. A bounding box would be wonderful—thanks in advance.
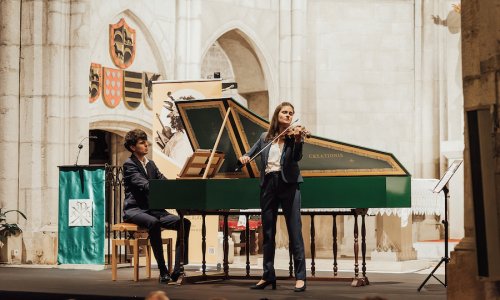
[0,261,447,300]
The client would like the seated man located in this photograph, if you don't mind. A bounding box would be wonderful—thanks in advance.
[122,129,191,283]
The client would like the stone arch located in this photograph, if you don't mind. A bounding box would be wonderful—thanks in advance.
[89,118,151,138]
[89,118,152,166]
[201,22,277,119]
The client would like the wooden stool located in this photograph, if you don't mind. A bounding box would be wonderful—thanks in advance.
[111,222,173,281]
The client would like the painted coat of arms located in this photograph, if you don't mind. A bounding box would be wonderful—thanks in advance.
[143,72,162,110]
[89,63,101,103]
[103,67,123,108]
[123,70,143,110]
[109,18,136,69]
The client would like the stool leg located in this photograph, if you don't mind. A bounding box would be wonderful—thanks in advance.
[168,239,173,273]
[133,240,139,282]
[112,240,117,281]
[146,244,151,278]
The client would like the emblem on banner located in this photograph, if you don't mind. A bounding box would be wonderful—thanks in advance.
[109,18,136,69]
[89,63,101,103]
[69,199,93,227]
[102,67,122,108]
[123,71,144,110]
[143,72,162,110]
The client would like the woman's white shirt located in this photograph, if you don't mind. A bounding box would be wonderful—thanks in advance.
[265,142,283,174]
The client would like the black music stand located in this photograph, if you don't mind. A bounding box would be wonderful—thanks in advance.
[418,159,463,291]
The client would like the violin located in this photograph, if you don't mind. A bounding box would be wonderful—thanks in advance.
[284,125,311,140]
[235,122,311,171]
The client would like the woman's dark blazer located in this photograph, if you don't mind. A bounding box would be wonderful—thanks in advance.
[245,132,304,187]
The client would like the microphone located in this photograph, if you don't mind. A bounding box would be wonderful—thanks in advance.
[74,136,98,166]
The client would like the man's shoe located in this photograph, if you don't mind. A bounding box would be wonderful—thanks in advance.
[159,273,171,283]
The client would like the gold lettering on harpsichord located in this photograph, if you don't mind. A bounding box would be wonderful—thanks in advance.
[308,153,344,159]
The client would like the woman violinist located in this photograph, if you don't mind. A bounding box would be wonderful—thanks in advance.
[239,102,307,292]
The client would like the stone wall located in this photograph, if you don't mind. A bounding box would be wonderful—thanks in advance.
[0,0,90,264]
[448,0,500,299]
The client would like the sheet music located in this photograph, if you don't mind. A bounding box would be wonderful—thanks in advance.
[433,159,463,193]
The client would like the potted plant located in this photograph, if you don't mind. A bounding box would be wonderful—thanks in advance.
[0,208,27,264]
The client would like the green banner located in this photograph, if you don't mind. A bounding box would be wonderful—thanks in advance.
[58,166,105,264]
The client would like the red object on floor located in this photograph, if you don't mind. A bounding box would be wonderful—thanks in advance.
[219,219,261,230]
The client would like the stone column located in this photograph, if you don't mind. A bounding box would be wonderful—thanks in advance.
[18,0,47,263]
[415,0,440,178]
[447,127,485,299]
[0,0,21,216]
[45,0,72,231]
[175,0,202,79]
[290,0,306,118]
[278,0,308,123]
[15,0,90,264]
[188,0,202,79]
[278,0,292,107]
[437,0,464,240]
[448,0,497,298]
[175,0,188,79]
[68,0,91,167]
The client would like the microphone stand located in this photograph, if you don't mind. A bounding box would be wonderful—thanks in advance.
[74,136,95,166]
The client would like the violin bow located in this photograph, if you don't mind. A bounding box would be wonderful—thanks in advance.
[235,119,299,171]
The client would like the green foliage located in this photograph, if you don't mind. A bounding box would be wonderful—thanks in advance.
[0,208,27,237]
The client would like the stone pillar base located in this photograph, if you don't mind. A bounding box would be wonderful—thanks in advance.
[447,239,485,300]
[22,232,58,264]
[0,234,23,264]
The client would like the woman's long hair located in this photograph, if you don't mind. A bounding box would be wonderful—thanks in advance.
[265,102,294,142]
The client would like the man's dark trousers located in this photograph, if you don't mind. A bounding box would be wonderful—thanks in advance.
[126,209,191,274]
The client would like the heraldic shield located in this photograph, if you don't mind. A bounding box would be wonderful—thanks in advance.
[109,18,136,69]
[89,63,101,103]
[103,67,122,108]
